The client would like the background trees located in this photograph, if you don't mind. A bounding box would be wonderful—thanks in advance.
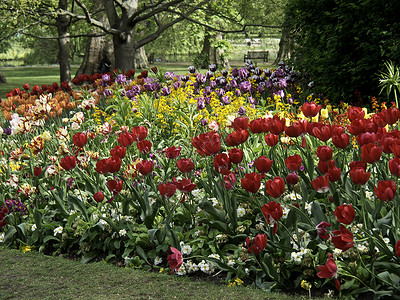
[286,0,400,103]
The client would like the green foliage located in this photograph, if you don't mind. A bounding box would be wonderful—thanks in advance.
[286,0,400,103]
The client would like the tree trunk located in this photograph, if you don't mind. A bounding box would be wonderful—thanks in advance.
[76,36,113,76]
[215,33,230,69]
[56,0,71,84]
[113,30,137,71]
[0,68,6,83]
[199,30,211,68]
[134,47,149,69]
[275,26,292,64]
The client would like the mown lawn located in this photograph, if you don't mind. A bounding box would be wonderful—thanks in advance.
[0,247,322,300]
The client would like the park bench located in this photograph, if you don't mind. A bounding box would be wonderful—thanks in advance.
[243,51,269,62]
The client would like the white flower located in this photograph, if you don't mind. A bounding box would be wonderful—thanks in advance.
[154,256,162,265]
[209,198,219,206]
[237,207,246,218]
[70,122,80,130]
[282,206,290,219]
[208,253,220,260]
[181,244,192,255]
[291,252,302,263]
[227,259,235,267]
[0,232,5,243]
[119,229,127,237]
[31,224,37,231]
[304,202,313,214]
[54,226,63,236]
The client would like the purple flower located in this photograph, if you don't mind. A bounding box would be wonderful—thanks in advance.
[216,88,225,97]
[102,74,110,83]
[201,119,208,126]
[248,97,257,105]
[239,81,252,93]
[257,85,264,93]
[197,98,205,110]
[239,68,248,79]
[235,89,241,97]
[205,71,213,79]
[221,96,231,105]
[230,79,238,88]
[231,68,239,77]
[278,78,287,89]
[173,81,182,89]
[203,86,212,96]
[4,128,11,135]
[103,89,113,97]
[276,90,285,98]
[131,85,141,96]
[221,69,228,77]
[196,73,206,84]
[204,97,211,104]
[144,83,158,91]
[125,90,136,99]
[209,64,217,72]
[164,72,175,80]
[238,106,247,116]
[188,66,196,73]
[161,86,171,96]
[116,74,126,84]
[209,81,216,89]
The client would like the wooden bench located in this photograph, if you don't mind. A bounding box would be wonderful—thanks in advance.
[243,51,269,62]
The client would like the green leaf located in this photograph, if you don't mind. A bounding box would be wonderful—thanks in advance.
[68,195,89,222]
[4,226,17,244]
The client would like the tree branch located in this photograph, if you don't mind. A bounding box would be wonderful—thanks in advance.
[18,31,107,40]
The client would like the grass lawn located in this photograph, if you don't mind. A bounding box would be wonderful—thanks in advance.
[0,247,322,300]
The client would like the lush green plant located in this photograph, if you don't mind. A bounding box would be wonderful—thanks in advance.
[286,0,400,103]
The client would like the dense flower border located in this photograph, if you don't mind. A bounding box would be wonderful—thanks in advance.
[1,62,400,298]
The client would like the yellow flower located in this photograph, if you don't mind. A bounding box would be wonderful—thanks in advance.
[41,131,52,142]
[301,280,312,290]
[22,245,32,253]
[320,108,329,119]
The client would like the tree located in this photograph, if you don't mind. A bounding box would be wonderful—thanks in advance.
[286,0,400,103]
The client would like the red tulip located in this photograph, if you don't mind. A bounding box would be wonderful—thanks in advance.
[262,201,283,235]
[167,247,183,274]
[249,118,268,133]
[213,153,231,175]
[254,156,273,173]
[311,175,330,193]
[107,179,123,195]
[285,121,303,137]
[327,166,341,182]
[332,225,354,251]
[241,172,261,193]
[232,116,249,130]
[60,155,76,171]
[72,132,88,148]
[223,172,237,190]
[395,240,400,257]
[312,124,331,142]
[173,178,197,193]
[33,166,42,177]
[356,132,377,147]
[265,177,285,198]
[137,140,152,153]
[389,158,400,177]
[360,143,382,164]
[192,132,221,156]
[286,172,299,185]
[228,148,243,164]
[382,108,400,125]
[246,234,267,255]
[347,119,366,136]
[334,204,355,224]
[137,159,153,175]
[285,154,302,171]
[317,254,340,291]
[318,159,335,174]
[131,125,148,141]
[316,221,331,240]
[93,191,104,203]
[349,167,370,185]
[159,182,177,199]
[332,133,350,149]
[226,129,249,146]
[374,180,396,202]
[317,145,333,162]
[347,106,365,121]
[349,160,367,171]
[165,146,181,159]
[301,101,321,118]
[177,158,195,173]
[390,140,400,157]
[117,132,134,147]
[264,133,279,147]
[110,145,126,159]
[269,115,285,135]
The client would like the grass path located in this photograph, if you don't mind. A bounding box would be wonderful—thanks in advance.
[0,247,315,300]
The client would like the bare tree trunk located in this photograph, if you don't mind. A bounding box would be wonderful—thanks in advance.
[57,0,71,84]
[0,68,6,83]
[199,30,211,68]
[215,33,230,69]
[134,47,149,69]
[76,36,114,76]
[275,26,292,64]
[113,28,137,71]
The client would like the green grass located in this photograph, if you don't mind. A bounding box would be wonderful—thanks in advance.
[0,247,323,300]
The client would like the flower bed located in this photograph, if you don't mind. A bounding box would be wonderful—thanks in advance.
[1,62,400,298]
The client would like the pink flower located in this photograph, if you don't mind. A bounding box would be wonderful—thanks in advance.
[167,247,183,274]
